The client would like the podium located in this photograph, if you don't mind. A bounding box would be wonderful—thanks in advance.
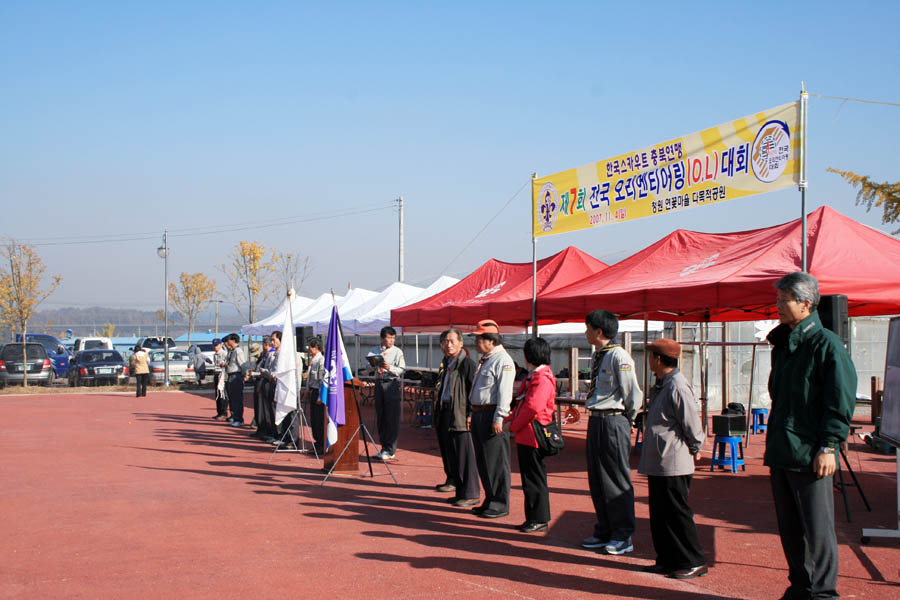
[323,379,364,474]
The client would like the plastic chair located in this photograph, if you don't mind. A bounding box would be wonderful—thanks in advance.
[751,408,769,434]
[711,435,745,473]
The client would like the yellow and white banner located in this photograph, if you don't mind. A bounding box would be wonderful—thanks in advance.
[532,101,801,238]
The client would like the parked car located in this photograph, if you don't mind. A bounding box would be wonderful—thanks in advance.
[187,343,219,383]
[67,350,130,386]
[0,343,54,386]
[148,349,194,384]
[137,336,176,351]
[17,333,71,377]
[73,337,113,352]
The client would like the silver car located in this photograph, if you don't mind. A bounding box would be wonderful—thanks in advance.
[148,350,194,384]
[0,343,54,386]
[187,343,219,383]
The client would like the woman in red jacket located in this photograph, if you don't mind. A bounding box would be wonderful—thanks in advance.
[507,337,557,533]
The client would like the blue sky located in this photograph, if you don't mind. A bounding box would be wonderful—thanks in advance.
[2,1,898,314]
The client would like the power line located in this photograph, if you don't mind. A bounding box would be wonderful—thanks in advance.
[809,93,900,108]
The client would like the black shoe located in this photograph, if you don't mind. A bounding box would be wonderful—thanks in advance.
[641,564,671,574]
[471,504,489,515]
[667,565,708,579]
[519,521,548,533]
[478,508,509,519]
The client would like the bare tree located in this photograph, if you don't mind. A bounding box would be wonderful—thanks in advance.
[0,238,61,386]
[168,272,216,345]
[275,251,310,293]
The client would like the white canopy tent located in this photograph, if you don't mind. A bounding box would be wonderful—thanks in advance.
[342,281,424,335]
[240,293,315,336]
[299,287,378,335]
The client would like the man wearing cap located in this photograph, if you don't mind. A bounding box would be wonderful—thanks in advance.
[582,309,643,555]
[639,338,707,579]
[468,320,516,519]
[212,338,229,420]
[373,326,406,460]
[767,271,856,599]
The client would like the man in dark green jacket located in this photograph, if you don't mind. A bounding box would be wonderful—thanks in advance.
[765,272,857,600]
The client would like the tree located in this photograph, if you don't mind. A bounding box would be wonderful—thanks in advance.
[0,238,61,386]
[168,272,216,345]
[99,323,116,338]
[275,251,310,294]
[828,168,900,234]
[220,241,280,327]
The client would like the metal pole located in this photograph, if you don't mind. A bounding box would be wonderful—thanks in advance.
[214,300,221,338]
[397,196,404,282]
[162,230,169,386]
[800,81,809,272]
[530,173,538,338]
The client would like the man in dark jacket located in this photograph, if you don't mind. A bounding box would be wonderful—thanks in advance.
[766,271,857,600]
[434,328,480,506]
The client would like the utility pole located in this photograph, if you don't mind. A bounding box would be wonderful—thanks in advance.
[397,196,405,282]
[214,299,224,337]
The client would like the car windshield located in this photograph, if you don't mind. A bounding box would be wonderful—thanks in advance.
[1,344,47,360]
[82,351,122,363]
[27,336,59,354]
[196,344,214,352]
[84,340,107,350]
[151,351,190,362]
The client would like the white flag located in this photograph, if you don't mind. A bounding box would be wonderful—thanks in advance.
[273,292,298,426]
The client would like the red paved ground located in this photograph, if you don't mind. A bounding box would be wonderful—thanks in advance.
[2,389,899,599]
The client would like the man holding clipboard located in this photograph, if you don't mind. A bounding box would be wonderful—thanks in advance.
[370,326,406,460]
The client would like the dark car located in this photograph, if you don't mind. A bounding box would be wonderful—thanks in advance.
[18,333,71,377]
[67,350,129,386]
[0,343,54,386]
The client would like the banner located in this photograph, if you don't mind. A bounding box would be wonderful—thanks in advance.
[532,101,801,238]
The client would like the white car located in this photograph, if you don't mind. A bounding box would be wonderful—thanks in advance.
[187,343,220,383]
[148,350,194,384]
[73,337,112,352]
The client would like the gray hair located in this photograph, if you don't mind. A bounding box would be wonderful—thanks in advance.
[775,271,819,310]
[439,328,464,343]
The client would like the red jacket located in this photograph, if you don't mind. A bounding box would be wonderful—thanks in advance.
[506,365,557,448]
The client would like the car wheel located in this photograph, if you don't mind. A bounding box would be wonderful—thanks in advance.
[44,370,55,387]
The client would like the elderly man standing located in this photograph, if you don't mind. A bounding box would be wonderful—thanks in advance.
[373,326,406,460]
[582,309,642,555]
[766,272,856,600]
[639,338,707,579]
[222,333,248,427]
[468,320,516,519]
[434,328,480,507]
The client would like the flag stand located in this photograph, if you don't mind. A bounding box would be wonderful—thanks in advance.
[321,383,397,485]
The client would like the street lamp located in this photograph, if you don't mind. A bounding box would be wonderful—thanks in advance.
[157,230,170,386]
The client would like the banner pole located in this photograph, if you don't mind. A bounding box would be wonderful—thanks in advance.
[800,81,809,272]
[530,173,538,338]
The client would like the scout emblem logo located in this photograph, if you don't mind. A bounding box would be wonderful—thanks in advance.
[536,182,559,232]
[751,120,791,183]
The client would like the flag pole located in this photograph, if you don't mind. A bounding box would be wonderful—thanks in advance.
[530,173,538,338]
[800,81,809,272]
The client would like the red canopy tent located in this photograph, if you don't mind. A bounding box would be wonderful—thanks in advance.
[528,207,900,323]
[391,246,608,329]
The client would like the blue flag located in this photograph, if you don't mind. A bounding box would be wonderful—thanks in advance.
[320,306,353,448]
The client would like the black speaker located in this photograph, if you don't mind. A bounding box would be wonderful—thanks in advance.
[712,414,746,436]
[295,326,314,352]
[819,294,849,348]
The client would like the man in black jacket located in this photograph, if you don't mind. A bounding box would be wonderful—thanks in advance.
[434,328,481,506]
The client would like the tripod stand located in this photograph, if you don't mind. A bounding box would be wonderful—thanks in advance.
[833,443,871,522]
[322,382,397,485]
[268,392,320,463]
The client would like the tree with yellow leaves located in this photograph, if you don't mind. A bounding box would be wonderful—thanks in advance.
[168,272,216,345]
[0,238,61,386]
[221,241,280,327]
[99,323,116,338]
[828,168,900,234]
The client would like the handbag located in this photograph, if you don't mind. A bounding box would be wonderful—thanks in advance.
[532,419,565,457]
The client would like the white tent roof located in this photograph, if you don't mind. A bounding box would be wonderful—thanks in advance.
[387,275,462,334]
[240,292,315,336]
[300,287,378,335]
[290,292,345,329]
[343,281,425,335]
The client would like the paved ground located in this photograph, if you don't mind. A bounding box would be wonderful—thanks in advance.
[2,389,899,599]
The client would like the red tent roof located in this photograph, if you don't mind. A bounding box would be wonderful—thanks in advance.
[391,246,608,329]
[531,206,900,322]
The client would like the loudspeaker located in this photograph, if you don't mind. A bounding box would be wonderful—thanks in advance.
[819,294,849,349]
[295,326,314,352]
[712,414,746,436]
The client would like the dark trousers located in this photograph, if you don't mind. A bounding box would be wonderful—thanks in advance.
[277,410,300,443]
[517,443,550,524]
[435,405,454,485]
[770,467,839,599]
[307,390,325,449]
[586,414,635,540]
[227,373,244,423]
[257,382,276,438]
[435,406,480,500]
[215,372,228,417]
[135,373,149,397]
[648,475,705,570]
[471,410,510,511]
[374,379,401,454]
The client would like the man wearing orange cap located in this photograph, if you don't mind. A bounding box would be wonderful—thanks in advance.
[639,338,707,579]
[468,319,516,519]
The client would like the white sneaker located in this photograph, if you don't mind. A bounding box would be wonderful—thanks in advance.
[581,535,609,549]
[604,538,633,555]
[375,450,395,460]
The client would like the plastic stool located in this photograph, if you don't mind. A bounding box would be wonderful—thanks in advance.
[751,408,769,434]
[711,435,745,473]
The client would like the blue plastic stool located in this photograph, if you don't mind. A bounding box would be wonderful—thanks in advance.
[711,435,745,473]
[751,408,769,434]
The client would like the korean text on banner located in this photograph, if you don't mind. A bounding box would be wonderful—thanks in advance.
[532,101,801,238]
